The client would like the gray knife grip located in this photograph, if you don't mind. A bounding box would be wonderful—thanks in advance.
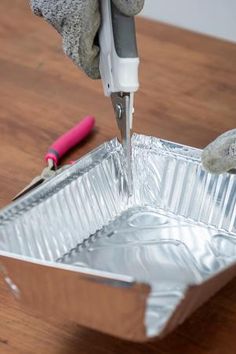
[111,2,138,58]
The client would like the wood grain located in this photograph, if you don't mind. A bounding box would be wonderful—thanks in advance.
[0,1,236,353]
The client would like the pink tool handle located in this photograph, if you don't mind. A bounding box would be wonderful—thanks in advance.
[45,116,95,166]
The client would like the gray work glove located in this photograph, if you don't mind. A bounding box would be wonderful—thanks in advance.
[201,129,236,174]
[30,0,144,79]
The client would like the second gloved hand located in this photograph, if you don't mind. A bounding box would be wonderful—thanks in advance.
[30,0,144,79]
[202,129,236,174]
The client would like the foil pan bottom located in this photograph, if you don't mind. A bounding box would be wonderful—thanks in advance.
[60,205,236,336]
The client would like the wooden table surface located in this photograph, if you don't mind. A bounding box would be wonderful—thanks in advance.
[1,1,236,353]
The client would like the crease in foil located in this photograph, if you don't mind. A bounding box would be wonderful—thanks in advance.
[1,133,236,338]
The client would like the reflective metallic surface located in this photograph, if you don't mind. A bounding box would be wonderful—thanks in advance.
[111,92,133,195]
[0,134,236,340]
[60,206,236,336]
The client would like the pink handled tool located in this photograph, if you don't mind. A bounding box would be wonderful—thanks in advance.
[45,116,95,166]
[13,116,95,200]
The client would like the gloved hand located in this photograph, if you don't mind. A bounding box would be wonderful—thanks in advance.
[201,129,236,174]
[30,0,144,79]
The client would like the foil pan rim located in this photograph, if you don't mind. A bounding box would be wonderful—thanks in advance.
[0,134,201,225]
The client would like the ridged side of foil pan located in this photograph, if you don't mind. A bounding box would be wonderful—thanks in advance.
[0,133,236,341]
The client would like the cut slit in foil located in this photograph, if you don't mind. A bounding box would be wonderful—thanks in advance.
[0,134,236,341]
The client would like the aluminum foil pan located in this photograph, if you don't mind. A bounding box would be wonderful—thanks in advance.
[0,134,236,341]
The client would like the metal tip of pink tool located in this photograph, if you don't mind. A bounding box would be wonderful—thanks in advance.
[13,116,95,200]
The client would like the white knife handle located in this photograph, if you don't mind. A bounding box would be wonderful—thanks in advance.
[99,0,139,96]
